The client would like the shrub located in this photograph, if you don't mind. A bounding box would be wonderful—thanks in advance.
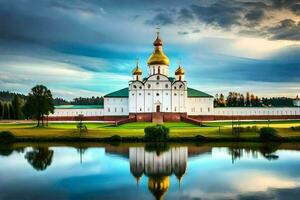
[291,126,300,131]
[144,124,170,142]
[109,135,122,142]
[0,131,15,141]
[260,127,279,141]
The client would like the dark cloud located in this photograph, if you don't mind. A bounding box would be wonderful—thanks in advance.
[145,13,174,26]
[267,19,300,40]
[245,9,265,22]
[178,31,189,35]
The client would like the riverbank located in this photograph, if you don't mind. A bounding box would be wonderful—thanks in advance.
[1,121,300,142]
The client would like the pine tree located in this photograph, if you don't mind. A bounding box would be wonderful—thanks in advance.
[0,101,3,119]
[3,103,9,119]
[9,103,14,119]
[12,95,22,119]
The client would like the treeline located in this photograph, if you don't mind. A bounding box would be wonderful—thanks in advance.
[0,91,26,102]
[215,92,295,107]
[54,96,104,105]
[0,96,24,120]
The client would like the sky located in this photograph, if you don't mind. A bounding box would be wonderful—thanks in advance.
[0,0,300,99]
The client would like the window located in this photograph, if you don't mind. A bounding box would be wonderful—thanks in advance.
[115,108,117,112]
[139,108,142,111]
[153,68,155,74]
[179,84,183,88]
[166,107,168,111]
[165,92,168,95]
[156,93,159,96]
[139,93,141,96]
[133,85,137,88]
[158,66,161,74]
[148,93,151,95]
[165,84,168,88]
[108,108,110,112]
[132,93,134,96]
[174,86,177,89]
[156,82,159,85]
[148,84,151,89]
[157,76,160,80]
[175,107,177,112]
[208,107,210,112]
[174,93,177,96]
[139,86,142,89]
[121,108,124,112]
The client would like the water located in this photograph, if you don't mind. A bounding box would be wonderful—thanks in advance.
[0,143,300,200]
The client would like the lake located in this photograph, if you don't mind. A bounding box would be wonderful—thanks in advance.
[0,143,300,200]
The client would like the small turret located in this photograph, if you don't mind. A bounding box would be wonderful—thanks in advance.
[175,64,185,81]
[132,60,142,81]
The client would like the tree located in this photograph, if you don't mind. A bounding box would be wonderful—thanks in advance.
[9,103,14,119]
[12,95,23,119]
[23,85,54,126]
[3,103,9,119]
[246,92,250,106]
[25,148,53,171]
[0,101,3,119]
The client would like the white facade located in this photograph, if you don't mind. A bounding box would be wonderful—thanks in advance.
[128,75,188,113]
[104,97,129,116]
[214,107,300,116]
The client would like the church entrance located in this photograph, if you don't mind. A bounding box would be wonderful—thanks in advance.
[156,105,160,112]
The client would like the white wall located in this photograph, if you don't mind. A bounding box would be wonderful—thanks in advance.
[50,109,104,117]
[104,98,129,116]
[187,97,214,115]
[214,107,300,116]
[129,74,187,113]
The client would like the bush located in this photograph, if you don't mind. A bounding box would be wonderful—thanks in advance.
[259,127,279,141]
[144,124,170,142]
[291,126,300,131]
[109,135,122,142]
[0,131,15,141]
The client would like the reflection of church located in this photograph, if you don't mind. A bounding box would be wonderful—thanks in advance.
[129,147,187,200]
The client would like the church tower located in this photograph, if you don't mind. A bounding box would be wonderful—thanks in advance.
[147,31,170,77]
[132,61,142,81]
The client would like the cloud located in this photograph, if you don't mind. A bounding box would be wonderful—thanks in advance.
[145,13,174,26]
[266,19,300,41]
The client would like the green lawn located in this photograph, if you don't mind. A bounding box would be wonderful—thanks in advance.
[0,120,300,139]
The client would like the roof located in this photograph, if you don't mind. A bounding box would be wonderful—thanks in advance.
[104,87,212,98]
[187,88,213,98]
[104,87,129,98]
[55,105,104,109]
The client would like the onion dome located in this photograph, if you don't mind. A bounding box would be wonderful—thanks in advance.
[147,32,170,66]
[175,65,185,75]
[132,62,142,75]
[148,176,170,200]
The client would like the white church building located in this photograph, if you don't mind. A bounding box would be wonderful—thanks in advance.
[50,33,300,122]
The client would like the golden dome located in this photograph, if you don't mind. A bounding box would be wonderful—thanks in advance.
[147,33,170,66]
[132,62,142,75]
[148,176,170,200]
[175,65,184,75]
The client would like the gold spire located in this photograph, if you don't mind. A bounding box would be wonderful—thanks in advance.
[175,64,185,75]
[132,60,142,75]
[148,176,170,200]
[147,31,170,66]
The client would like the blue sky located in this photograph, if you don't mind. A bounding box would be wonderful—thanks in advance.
[0,0,300,99]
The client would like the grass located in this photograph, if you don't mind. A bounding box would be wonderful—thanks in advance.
[0,120,300,141]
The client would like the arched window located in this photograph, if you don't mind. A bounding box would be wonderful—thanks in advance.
[158,66,161,74]
[153,68,155,74]
[147,84,151,88]
[179,76,182,81]
[157,76,160,80]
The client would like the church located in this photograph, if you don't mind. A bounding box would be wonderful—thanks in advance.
[50,32,300,122]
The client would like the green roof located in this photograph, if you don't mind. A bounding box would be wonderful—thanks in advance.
[187,88,213,98]
[104,87,129,98]
[104,87,212,98]
[55,105,103,109]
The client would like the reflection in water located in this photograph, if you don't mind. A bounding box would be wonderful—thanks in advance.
[228,143,280,163]
[129,147,187,200]
[25,148,53,171]
[1,143,300,200]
